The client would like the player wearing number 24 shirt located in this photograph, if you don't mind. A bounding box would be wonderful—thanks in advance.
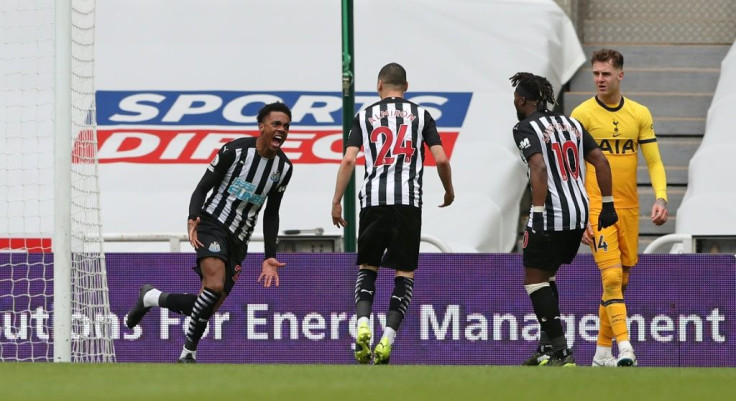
[332,62,454,365]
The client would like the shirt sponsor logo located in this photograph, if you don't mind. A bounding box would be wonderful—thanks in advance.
[228,178,266,205]
[598,138,636,154]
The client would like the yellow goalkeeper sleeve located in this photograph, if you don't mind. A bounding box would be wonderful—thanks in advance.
[641,140,668,202]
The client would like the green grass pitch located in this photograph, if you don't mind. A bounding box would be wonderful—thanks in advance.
[1,364,734,401]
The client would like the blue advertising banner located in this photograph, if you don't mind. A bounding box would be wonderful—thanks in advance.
[2,253,734,366]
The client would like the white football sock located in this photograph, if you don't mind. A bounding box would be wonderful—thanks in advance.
[618,340,634,353]
[383,327,397,345]
[180,345,196,360]
[594,345,613,358]
[143,288,162,308]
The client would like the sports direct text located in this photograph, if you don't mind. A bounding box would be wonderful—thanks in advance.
[93,91,471,165]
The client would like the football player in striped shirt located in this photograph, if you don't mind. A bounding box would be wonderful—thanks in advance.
[572,49,668,367]
[332,63,455,365]
[511,72,618,366]
[124,102,293,363]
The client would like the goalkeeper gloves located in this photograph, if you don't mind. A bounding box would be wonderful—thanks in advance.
[598,200,618,229]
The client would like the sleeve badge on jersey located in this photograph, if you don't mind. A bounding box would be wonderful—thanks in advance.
[210,153,220,167]
[518,138,531,149]
[232,264,242,283]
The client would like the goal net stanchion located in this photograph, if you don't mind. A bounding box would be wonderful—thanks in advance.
[1,0,115,362]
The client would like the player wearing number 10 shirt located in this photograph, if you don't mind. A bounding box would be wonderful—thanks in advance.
[511,72,617,367]
[332,62,454,365]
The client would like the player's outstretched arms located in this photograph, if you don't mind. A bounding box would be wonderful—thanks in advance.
[258,257,285,288]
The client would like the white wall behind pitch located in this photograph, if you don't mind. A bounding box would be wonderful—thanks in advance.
[95,0,585,253]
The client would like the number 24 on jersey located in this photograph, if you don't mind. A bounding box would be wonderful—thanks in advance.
[370,124,415,166]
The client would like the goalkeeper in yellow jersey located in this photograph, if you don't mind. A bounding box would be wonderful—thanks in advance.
[571,49,668,367]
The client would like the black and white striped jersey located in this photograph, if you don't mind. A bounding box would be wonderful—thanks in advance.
[513,111,599,231]
[191,137,293,242]
[346,97,443,208]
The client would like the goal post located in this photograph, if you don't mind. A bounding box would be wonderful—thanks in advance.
[1,0,115,362]
[54,0,73,363]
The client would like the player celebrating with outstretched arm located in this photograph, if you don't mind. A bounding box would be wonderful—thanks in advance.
[124,102,294,363]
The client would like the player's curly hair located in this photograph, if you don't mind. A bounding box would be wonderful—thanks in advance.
[509,72,555,113]
[257,102,292,124]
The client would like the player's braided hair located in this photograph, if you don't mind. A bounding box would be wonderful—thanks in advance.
[509,72,556,113]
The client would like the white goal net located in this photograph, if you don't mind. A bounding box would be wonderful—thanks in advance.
[1,0,115,362]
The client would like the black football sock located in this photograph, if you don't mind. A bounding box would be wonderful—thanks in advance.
[184,288,220,351]
[528,286,564,343]
[537,331,552,352]
[355,269,377,319]
[548,278,559,301]
[159,292,197,315]
[387,276,414,331]
[538,278,558,351]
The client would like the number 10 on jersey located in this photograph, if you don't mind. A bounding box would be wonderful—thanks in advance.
[550,141,580,181]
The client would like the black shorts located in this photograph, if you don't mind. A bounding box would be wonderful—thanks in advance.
[357,205,421,272]
[522,228,585,272]
[192,214,247,295]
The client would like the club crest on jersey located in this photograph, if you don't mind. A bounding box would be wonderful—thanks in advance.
[208,241,221,252]
[270,171,281,182]
[612,120,621,137]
